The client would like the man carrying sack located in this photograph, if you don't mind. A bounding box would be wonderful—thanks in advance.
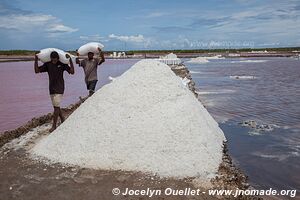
[76,48,105,96]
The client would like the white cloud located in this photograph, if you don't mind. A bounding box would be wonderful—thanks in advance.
[125,11,171,20]
[0,14,55,29]
[0,13,78,35]
[109,34,145,43]
[79,34,106,41]
[47,24,78,33]
[145,11,170,18]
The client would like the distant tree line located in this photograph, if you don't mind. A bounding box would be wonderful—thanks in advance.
[125,47,300,54]
[0,47,299,55]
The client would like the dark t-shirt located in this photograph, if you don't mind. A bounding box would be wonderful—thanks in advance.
[39,61,71,94]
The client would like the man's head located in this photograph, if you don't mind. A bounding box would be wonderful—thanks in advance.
[50,51,59,64]
[88,52,94,60]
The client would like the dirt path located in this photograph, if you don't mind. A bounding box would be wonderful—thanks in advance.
[1,145,219,200]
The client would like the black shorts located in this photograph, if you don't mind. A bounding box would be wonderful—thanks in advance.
[86,80,98,91]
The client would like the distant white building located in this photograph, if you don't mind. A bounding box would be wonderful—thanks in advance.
[110,51,126,58]
[156,53,182,65]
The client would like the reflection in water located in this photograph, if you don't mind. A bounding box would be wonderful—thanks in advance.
[185,57,300,194]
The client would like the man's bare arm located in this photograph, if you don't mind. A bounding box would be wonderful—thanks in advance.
[66,54,75,74]
[75,51,81,65]
[98,47,105,65]
[34,53,40,73]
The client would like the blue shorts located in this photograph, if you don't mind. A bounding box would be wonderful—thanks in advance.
[86,80,97,91]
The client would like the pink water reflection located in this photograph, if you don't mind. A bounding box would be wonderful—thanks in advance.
[0,59,139,132]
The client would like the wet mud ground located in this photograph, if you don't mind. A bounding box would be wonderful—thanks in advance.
[0,146,215,200]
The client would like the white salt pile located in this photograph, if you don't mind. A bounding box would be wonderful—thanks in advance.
[187,57,210,64]
[230,60,268,63]
[187,55,225,64]
[203,55,225,60]
[230,75,257,80]
[156,53,182,65]
[31,60,226,180]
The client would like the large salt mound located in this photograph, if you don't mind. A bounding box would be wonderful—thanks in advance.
[31,60,226,179]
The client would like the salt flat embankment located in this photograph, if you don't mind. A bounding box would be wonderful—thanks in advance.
[0,59,254,199]
[31,60,226,181]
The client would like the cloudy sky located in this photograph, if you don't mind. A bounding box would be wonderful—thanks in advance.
[1,0,300,50]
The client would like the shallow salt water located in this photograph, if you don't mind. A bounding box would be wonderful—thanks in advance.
[186,57,300,128]
[185,57,300,193]
[0,59,139,132]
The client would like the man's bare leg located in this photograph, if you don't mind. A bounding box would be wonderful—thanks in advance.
[89,90,94,97]
[59,108,65,123]
[50,107,60,132]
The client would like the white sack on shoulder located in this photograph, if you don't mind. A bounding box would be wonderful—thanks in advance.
[37,48,76,64]
[77,42,104,56]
